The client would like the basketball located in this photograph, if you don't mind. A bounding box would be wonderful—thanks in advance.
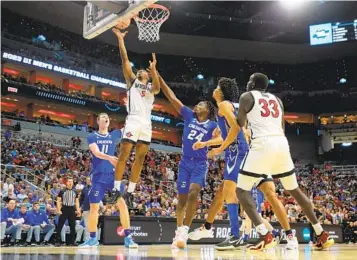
[116,19,131,30]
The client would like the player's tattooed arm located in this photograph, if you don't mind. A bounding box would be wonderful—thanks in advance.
[158,76,184,114]
[89,143,118,167]
[193,127,223,150]
[149,53,160,95]
[237,92,254,128]
[112,28,136,86]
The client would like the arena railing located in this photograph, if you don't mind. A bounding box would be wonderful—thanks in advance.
[0,163,49,199]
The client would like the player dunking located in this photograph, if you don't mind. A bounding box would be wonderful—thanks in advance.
[236,73,334,250]
[79,113,137,248]
[155,73,219,249]
[111,28,160,205]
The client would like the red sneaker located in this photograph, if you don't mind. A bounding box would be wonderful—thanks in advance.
[314,231,334,250]
[247,232,277,251]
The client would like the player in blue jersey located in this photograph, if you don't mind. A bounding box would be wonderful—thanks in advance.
[156,74,220,249]
[79,113,138,248]
[188,78,249,250]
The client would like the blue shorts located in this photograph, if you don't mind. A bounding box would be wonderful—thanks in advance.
[224,154,245,183]
[88,182,114,204]
[177,157,208,195]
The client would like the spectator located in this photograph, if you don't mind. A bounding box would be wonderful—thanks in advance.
[17,189,28,203]
[60,219,84,246]
[79,177,92,241]
[19,204,34,246]
[0,199,23,246]
[29,201,55,245]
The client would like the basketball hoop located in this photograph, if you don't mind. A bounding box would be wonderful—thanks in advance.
[134,4,170,43]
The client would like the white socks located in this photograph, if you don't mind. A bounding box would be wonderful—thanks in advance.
[256,223,268,236]
[114,181,121,190]
[127,181,136,193]
[178,226,189,234]
[312,223,323,236]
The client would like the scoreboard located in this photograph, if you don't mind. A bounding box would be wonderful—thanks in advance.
[309,20,357,46]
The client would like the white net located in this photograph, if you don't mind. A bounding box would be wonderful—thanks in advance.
[134,5,170,43]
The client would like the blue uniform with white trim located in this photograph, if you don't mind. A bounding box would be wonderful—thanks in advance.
[217,102,249,182]
[177,106,217,194]
[87,130,122,203]
[252,186,264,213]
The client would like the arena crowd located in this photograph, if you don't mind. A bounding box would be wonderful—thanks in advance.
[1,130,356,246]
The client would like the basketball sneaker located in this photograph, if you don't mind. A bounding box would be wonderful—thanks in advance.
[188,225,214,240]
[314,231,334,250]
[78,238,99,247]
[124,235,138,249]
[215,234,248,251]
[107,188,123,204]
[175,227,189,249]
[285,234,299,250]
[247,232,277,251]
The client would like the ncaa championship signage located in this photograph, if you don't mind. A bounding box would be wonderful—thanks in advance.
[100,217,343,245]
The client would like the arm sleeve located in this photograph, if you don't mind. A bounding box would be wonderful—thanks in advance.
[87,134,96,145]
[180,106,194,121]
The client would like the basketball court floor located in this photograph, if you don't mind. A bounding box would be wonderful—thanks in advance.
[1,244,356,260]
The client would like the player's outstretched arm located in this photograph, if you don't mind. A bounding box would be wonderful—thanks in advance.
[192,127,223,150]
[88,143,118,167]
[112,27,135,86]
[217,101,241,151]
[158,76,184,114]
[149,53,160,95]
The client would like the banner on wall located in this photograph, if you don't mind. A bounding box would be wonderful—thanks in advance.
[100,217,344,245]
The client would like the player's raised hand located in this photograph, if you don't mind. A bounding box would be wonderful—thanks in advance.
[207,147,223,158]
[192,141,207,150]
[112,27,128,40]
[149,53,157,70]
[109,156,118,167]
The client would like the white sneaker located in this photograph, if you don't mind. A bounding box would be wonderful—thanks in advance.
[285,235,299,250]
[176,228,188,249]
[188,225,214,241]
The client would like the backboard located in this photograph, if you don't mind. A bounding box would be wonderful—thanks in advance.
[83,0,158,39]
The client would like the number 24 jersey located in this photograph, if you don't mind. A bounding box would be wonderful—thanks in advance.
[181,106,217,159]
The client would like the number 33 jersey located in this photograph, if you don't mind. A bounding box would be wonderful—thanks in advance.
[181,106,217,159]
[87,130,122,183]
[247,90,284,139]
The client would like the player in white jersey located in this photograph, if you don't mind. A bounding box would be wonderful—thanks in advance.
[111,28,160,206]
[235,73,334,251]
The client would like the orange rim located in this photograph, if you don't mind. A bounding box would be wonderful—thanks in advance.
[134,4,170,23]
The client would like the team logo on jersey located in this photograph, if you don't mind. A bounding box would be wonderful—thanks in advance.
[126,132,133,138]
[181,182,187,188]
[94,191,99,197]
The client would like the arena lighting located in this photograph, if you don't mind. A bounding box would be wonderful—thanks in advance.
[37,109,75,119]
[69,83,83,90]
[0,102,17,108]
[197,74,204,80]
[280,0,308,10]
[339,78,347,84]
[102,91,111,97]
[342,142,352,147]
[3,68,19,75]
[269,79,275,85]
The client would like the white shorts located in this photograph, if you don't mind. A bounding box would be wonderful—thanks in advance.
[122,116,152,144]
[237,136,298,191]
